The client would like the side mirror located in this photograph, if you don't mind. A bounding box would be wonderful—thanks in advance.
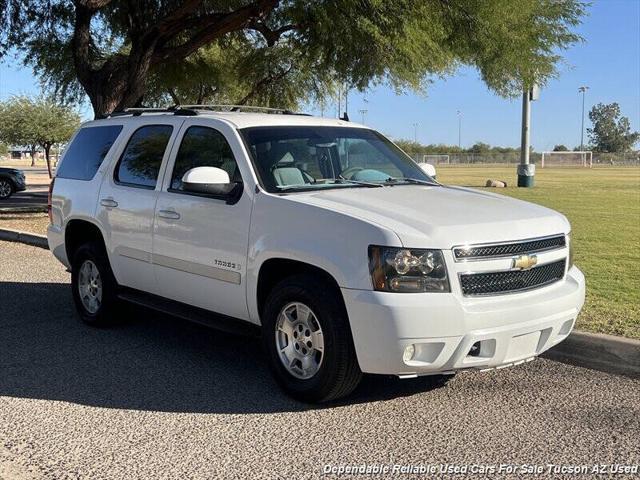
[181,166,239,197]
[419,163,437,179]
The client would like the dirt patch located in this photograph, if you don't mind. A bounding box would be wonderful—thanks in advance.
[0,213,49,236]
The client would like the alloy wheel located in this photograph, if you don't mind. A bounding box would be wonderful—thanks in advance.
[275,302,324,379]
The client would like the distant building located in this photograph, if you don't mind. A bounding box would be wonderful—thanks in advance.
[8,146,44,159]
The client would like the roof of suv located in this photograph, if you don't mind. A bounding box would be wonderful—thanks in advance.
[88,111,364,130]
[194,112,360,129]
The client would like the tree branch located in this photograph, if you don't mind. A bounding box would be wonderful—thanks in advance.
[167,87,181,105]
[247,21,299,46]
[236,65,293,105]
[152,0,279,63]
[74,0,113,11]
[154,0,206,36]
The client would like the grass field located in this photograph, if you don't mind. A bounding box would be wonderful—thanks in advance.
[437,166,640,339]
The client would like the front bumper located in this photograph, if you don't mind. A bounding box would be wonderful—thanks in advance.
[342,266,585,376]
[12,174,26,192]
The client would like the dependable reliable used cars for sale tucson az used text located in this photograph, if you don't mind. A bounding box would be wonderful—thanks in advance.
[47,106,586,402]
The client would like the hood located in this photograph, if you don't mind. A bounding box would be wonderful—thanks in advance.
[284,185,569,248]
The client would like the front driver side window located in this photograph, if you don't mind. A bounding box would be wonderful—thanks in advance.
[170,126,240,191]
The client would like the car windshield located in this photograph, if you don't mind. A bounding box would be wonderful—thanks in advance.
[240,126,436,193]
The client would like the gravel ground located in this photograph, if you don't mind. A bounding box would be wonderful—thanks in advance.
[0,240,638,480]
[0,213,49,236]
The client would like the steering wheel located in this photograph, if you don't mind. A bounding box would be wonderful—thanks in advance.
[339,166,363,180]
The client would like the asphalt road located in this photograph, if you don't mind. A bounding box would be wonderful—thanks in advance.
[0,240,638,479]
[0,168,50,212]
[0,191,47,212]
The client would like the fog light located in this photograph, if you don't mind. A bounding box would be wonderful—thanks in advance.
[403,344,415,363]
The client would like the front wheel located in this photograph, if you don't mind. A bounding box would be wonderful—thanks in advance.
[0,179,14,199]
[262,274,362,403]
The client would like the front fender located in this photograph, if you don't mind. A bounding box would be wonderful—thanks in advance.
[246,192,401,322]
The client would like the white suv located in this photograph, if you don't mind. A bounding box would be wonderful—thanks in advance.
[47,106,585,402]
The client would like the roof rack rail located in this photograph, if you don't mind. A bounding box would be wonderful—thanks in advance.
[104,104,310,119]
[176,104,309,116]
[106,107,198,118]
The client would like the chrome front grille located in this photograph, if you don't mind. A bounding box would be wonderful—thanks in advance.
[453,235,566,261]
[460,259,566,296]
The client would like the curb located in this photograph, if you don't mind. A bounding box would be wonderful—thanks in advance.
[0,206,48,213]
[543,330,640,379]
[0,227,48,249]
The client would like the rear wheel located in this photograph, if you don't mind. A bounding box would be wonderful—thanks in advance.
[0,179,13,199]
[71,242,120,326]
[262,274,362,403]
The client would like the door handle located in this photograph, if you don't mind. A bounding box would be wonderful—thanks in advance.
[100,198,118,208]
[157,209,181,220]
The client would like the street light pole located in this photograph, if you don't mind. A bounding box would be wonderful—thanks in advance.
[412,123,419,143]
[457,110,462,149]
[517,87,534,187]
[578,86,589,151]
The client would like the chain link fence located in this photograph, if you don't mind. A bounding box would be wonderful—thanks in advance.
[410,152,640,166]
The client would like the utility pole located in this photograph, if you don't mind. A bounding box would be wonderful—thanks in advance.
[344,84,349,118]
[518,85,538,187]
[457,110,462,149]
[578,85,589,151]
[358,109,368,125]
[412,123,419,143]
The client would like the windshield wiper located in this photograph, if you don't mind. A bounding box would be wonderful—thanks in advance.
[336,175,383,187]
[275,179,381,192]
[384,176,439,186]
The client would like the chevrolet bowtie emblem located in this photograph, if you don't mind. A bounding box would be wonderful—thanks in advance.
[512,254,538,270]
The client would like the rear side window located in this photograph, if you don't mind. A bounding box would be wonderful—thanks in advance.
[56,125,123,180]
[114,125,173,189]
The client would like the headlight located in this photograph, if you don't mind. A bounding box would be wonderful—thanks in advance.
[368,246,450,293]
[567,233,574,269]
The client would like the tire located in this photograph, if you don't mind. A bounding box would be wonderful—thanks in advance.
[262,274,362,403]
[0,178,13,199]
[71,242,120,326]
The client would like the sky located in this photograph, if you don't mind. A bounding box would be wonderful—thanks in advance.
[0,0,638,150]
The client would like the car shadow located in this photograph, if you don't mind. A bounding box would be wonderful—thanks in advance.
[0,281,448,414]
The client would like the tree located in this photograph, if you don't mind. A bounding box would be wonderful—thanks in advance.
[553,144,569,151]
[1,1,586,118]
[468,142,492,154]
[587,103,640,152]
[393,140,425,156]
[0,97,80,177]
[145,37,335,109]
[32,99,82,177]
[0,97,40,167]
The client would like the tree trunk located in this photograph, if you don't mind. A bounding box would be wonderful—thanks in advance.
[83,65,151,118]
[44,143,53,179]
[167,88,181,105]
[71,1,281,118]
[30,147,36,167]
